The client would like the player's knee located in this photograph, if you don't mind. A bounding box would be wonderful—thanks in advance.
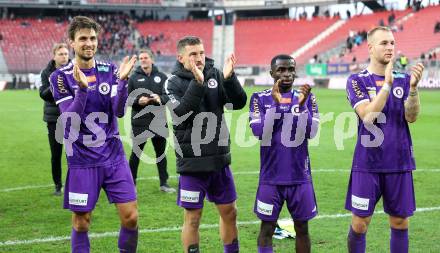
[222,205,238,223]
[185,209,202,230]
[294,221,309,237]
[121,209,138,229]
[390,216,408,229]
[73,212,91,232]
[351,220,368,234]
[259,221,277,238]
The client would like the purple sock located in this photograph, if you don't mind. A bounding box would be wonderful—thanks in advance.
[118,226,138,253]
[348,226,366,253]
[390,228,408,253]
[71,228,90,253]
[258,245,273,253]
[224,240,239,253]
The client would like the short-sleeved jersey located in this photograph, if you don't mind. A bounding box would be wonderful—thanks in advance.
[49,60,125,166]
[346,69,415,173]
[249,89,319,185]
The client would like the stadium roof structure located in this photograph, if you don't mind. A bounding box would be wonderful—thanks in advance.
[0,0,344,10]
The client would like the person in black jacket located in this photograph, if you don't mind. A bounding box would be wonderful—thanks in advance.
[163,36,247,253]
[127,48,175,193]
[39,43,69,196]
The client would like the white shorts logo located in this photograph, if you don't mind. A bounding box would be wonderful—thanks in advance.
[69,192,88,206]
[208,78,218,89]
[257,200,274,216]
[98,82,110,95]
[154,76,162,83]
[180,190,200,203]
[352,195,369,211]
[393,87,404,99]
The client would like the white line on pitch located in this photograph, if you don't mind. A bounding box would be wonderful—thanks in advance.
[2,169,440,193]
[1,205,439,247]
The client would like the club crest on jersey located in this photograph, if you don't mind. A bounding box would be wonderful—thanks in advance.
[291,104,300,115]
[98,82,110,95]
[393,87,404,99]
[208,78,218,89]
[154,76,161,83]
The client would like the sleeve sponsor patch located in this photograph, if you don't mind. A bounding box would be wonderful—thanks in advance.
[57,74,67,94]
[351,79,364,98]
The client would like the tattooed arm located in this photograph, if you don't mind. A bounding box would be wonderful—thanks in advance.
[405,63,424,123]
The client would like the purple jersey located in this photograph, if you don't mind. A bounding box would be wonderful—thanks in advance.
[249,89,319,185]
[346,69,415,173]
[49,60,128,166]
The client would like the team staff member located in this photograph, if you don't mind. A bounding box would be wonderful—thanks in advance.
[39,43,70,195]
[128,48,175,193]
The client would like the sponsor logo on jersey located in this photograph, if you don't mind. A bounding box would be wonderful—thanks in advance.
[207,78,218,89]
[98,82,110,95]
[57,75,67,94]
[180,190,200,203]
[137,78,145,82]
[291,104,300,115]
[393,86,404,99]
[97,65,110,72]
[351,79,364,98]
[375,80,384,86]
[280,97,291,104]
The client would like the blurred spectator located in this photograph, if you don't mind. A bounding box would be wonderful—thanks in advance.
[398,52,408,70]
[379,19,385,26]
[434,21,440,33]
[388,12,396,25]
[346,10,351,19]
[0,33,3,41]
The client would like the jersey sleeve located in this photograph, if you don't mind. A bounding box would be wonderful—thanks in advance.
[49,70,73,105]
[249,92,266,138]
[346,74,369,110]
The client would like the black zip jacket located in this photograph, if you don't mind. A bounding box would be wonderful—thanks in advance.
[128,65,168,131]
[39,60,63,123]
[163,57,247,174]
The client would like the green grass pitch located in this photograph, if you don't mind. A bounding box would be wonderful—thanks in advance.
[0,87,439,252]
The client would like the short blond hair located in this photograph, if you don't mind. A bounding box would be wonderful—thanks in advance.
[52,43,68,56]
[367,26,392,43]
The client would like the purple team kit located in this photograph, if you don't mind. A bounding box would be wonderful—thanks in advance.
[249,89,320,222]
[50,60,137,212]
[345,69,416,218]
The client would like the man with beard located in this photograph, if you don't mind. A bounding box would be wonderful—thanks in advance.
[249,54,319,253]
[345,26,424,253]
[49,16,138,253]
[164,36,247,253]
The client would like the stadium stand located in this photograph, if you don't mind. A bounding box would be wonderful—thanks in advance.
[0,18,66,73]
[296,9,411,65]
[234,17,338,66]
[340,5,440,63]
[135,20,213,56]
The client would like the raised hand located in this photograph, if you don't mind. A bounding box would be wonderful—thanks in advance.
[138,96,150,106]
[118,55,137,80]
[190,58,204,85]
[384,57,394,86]
[271,79,282,104]
[223,53,237,79]
[410,63,424,88]
[298,84,312,106]
[73,64,88,89]
[150,94,161,104]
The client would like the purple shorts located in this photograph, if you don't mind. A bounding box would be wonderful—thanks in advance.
[63,158,137,212]
[345,171,416,217]
[177,166,237,209]
[254,183,318,222]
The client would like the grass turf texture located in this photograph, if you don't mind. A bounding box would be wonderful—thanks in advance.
[0,87,439,252]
